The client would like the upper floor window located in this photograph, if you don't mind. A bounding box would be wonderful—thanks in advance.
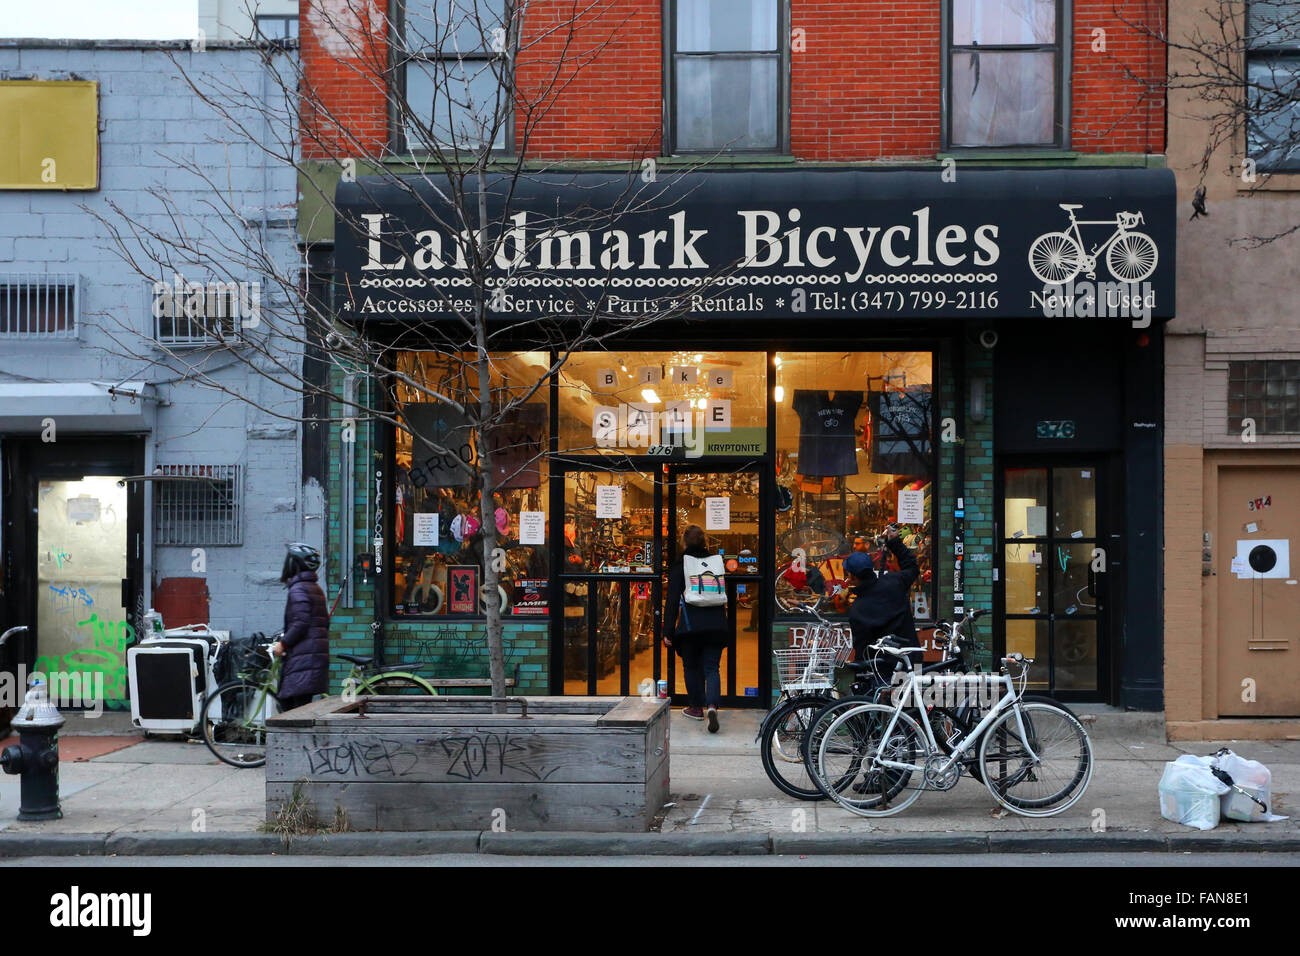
[667,0,785,153]
[1247,1,1300,171]
[254,14,299,41]
[393,0,511,154]
[945,0,1065,148]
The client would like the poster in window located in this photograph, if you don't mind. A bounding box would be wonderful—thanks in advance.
[448,566,478,613]
[518,511,545,545]
[510,578,549,615]
[412,512,439,547]
[705,496,730,530]
[595,484,622,518]
[897,489,925,524]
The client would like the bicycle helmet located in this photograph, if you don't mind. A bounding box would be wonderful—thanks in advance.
[281,542,322,583]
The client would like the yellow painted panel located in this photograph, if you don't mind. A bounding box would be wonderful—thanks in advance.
[0,81,99,190]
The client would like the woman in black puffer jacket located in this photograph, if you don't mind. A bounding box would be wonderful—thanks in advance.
[271,543,330,711]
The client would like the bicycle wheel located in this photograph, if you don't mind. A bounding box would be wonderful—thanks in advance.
[361,674,437,696]
[1106,231,1158,282]
[1028,231,1083,284]
[759,695,833,800]
[977,701,1094,816]
[774,565,824,613]
[803,696,882,797]
[201,679,275,769]
[817,703,927,817]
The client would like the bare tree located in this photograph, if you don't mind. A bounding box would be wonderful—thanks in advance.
[1145,0,1300,244]
[87,0,753,701]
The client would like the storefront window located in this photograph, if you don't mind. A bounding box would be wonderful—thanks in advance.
[392,351,550,617]
[557,351,767,458]
[773,351,934,620]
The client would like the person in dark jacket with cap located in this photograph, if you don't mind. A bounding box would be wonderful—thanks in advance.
[663,525,727,732]
[271,542,330,712]
[844,526,920,681]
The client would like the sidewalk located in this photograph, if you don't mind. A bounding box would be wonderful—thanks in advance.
[1,707,1298,857]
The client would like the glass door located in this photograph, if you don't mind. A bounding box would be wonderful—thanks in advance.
[554,463,767,705]
[1000,463,1107,700]
[558,467,659,695]
[665,466,764,705]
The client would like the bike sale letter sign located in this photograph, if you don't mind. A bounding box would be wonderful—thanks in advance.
[335,167,1175,322]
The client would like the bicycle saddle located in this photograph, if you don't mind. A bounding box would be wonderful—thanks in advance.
[1058,203,1082,210]
[844,660,877,672]
[336,653,373,666]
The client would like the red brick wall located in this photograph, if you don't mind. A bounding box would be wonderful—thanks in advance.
[300,0,1164,162]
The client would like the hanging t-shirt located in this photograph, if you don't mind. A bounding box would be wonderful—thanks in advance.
[868,387,932,476]
[405,405,475,487]
[489,404,546,490]
[792,389,863,477]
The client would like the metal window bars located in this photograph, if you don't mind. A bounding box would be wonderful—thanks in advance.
[153,464,244,546]
[0,274,79,338]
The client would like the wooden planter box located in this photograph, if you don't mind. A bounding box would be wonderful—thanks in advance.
[265,696,670,832]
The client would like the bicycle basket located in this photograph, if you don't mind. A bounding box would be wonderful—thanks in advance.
[806,623,855,667]
[773,642,838,692]
[222,636,271,680]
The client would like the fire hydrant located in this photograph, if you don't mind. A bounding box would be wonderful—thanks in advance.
[1,676,66,820]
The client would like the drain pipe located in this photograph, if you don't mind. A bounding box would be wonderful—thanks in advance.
[342,373,358,607]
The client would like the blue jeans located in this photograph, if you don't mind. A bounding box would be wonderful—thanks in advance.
[676,639,724,709]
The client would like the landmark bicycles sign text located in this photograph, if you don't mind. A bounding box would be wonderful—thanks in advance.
[335,168,1175,322]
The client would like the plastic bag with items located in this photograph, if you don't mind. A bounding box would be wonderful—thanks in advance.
[1210,749,1287,823]
[1158,755,1230,831]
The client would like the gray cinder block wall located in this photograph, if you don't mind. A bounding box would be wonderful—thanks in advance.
[0,40,308,637]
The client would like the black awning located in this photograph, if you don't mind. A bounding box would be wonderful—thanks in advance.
[334,165,1175,322]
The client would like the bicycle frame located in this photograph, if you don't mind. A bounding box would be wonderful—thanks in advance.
[1063,211,1131,263]
[868,667,1042,778]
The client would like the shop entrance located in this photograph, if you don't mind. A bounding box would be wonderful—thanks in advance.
[555,464,766,705]
[0,438,145,711]
[998,461,1114,701]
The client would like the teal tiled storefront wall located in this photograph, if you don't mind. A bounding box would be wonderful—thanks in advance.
[322,366,552,695]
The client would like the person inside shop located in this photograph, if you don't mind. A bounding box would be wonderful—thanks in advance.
[842,525,920,683]
[663,525,727,733]
[270,542,330,712]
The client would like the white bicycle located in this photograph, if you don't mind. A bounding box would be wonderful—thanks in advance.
[815,644,1093,818]
[1028,205,1158,285]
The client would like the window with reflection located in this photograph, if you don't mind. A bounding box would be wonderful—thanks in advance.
[557,351,767,458]
[391,351,549,616]
[773,351,935,620]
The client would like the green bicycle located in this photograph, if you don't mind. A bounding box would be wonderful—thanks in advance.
[200,636,438,768]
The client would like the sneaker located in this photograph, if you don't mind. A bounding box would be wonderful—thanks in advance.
[706,707,719,733]
[682,706,705,720]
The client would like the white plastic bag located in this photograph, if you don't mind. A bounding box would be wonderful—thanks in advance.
[1159,755,1229,831]
[1211,749,1288,823]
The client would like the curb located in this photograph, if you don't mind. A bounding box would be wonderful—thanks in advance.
[1,829,1298,858]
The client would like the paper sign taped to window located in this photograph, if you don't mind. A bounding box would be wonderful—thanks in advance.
[518,511,545,545]
[706,399,731,432]
[1026,506,1047,537]
[898,489,924,524]
[413,513,439,547]
[707,368,732,388]
[705,496,730,530]
[595,485,622,519]
[66,496,100,522]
